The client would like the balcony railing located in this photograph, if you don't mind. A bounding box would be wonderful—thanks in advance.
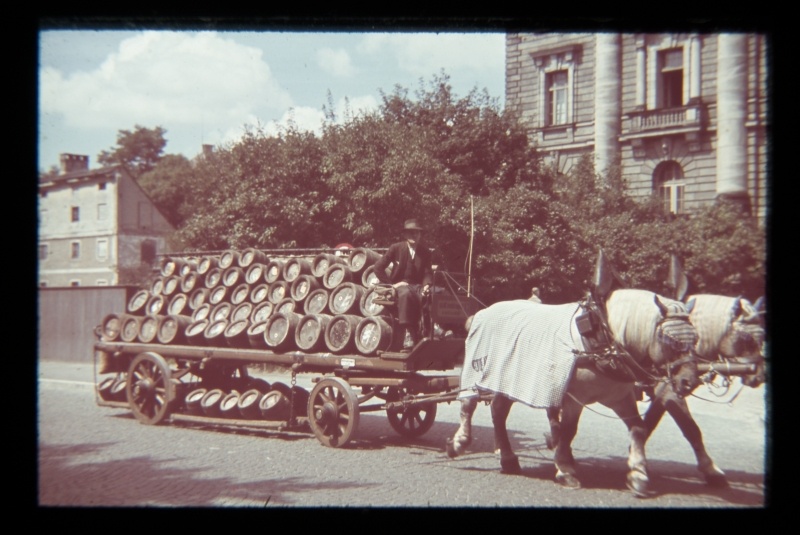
[627,103,706,133]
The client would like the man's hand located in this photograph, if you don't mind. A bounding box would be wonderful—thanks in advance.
[422,284,431,296]
[393,281,409,288]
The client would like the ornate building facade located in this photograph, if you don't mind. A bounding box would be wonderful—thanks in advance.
[505,33,768,219]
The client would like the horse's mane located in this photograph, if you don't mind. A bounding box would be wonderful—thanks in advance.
[686,294,754,359]
[604,289,686,360]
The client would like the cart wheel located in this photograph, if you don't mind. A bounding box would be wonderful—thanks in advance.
[126,352,174,425]
[308,377,360,448]
[387,402,437,438]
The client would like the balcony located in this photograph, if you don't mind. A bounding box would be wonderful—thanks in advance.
[625,102,707,137]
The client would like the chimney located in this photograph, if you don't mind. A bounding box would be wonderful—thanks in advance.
[202,144,214,157]
[59,154,89,175]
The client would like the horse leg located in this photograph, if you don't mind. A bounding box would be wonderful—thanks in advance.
[611,392,653,498]
[553,397,582,489]
[544,406,561,450]
[446,396,478,458]
[656,384,728,487]
[490,394,520,474]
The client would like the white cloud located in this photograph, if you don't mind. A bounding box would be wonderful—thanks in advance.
[359,33,504,77]
[40,31,294,131]
[316,47,357,77]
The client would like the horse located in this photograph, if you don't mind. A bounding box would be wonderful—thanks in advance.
[446,288,700,497]
[639,293,766,486]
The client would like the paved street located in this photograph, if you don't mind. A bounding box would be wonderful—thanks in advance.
[37,359,768,508]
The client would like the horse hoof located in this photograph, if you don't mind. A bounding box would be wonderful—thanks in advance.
[626,473,655,499]
[500,456,521,475]
[445,438,458,458]
[555,472,581,489]
[544,432,554,450]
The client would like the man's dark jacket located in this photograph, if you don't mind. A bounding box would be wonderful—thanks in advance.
[374,241,434,287]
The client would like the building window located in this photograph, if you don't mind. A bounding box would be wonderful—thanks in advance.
[40,281,48,288]
[98,203,108,220]
[141,239,157,264]
[98,182,106,190]
[39,244,48,260]
[71,206,80,222]
[97,239,108,260]
[70,280,81,287]
[71,241,81,259]
[659,48,684,108]
[546,70,569,126]
[654,160,685,214]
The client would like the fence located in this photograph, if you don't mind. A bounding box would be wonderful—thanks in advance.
[38,286,138,362]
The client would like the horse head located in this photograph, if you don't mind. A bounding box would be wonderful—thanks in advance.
[687,294,767,388]
[605,289,699,396]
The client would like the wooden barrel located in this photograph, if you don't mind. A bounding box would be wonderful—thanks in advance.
[181,271,202,294]
[245,263,267,285]
[250,301,274,324]
[185,319,210,346]
[230,283,251,305]
[329,282,365,316]
[100,313,123,341]
[211,302,233,322]
[259,390,290,420]
[275,297,296,316]
[361,265,383,288]
[219,249,240,270]
[246,321,270,349]
[304,288,330,315]
[204,267,223,289]
[323,263,354,289]
[168,293,190,316]
[137,314,161,343]
[157,314,192,344]
[197,256,218,275]
[295,313,332,353]
[264,312,303,352]
[359,286,388,316]
[97,376,117,401]
[150,277,165,296]
[200,388,225,417]
[109,376,128,401]
[324,314,361,354]
[224,319,251,348]
[239,247,269,268]
[231,302,253,323]
[265,259,286,284]
[312,253,345,278]
[355,315,399,355]
[146,294,167,315]
[160,257,187,277]
[162,275,181,296]
[120,315,142,342]
[237,389,264,419]
[283,257,314,283]
[250,283,270,304]
[204,318,229,346]
[220,391,242,418]
[192,303,212,322]
[222,266,245,288]
[179,258,198,277]
[268,281,289,304]
[349,247,382,276]
[208,285,228,305]
[291,274,320,304]
[189,288,210,310]
[127,289,151,315]
[185,388,207,415]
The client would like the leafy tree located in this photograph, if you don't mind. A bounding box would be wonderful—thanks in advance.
[137,154,196,227]
[98,125,167,178]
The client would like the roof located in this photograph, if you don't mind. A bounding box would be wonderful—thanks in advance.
[39,165,124,188]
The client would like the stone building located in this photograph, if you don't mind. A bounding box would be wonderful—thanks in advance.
[505,32,768,219]
[38,154,175,287]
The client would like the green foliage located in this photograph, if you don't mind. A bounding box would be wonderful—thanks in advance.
[97,125,167,178]
[137,154,196,227]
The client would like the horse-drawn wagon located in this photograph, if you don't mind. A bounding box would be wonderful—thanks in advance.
[92,246,484,448]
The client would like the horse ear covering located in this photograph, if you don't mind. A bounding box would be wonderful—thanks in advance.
[654,294,669,317]
[732,296,744,318]
[685,296,695,314]
[754,296,766,312]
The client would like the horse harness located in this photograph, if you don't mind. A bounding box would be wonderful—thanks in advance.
[572,293,697,392]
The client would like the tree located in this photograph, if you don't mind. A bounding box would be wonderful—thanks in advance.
[97,125,167,178]
[137,154,196,227]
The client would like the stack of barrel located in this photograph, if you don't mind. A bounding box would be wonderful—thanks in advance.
[98,247,404,357]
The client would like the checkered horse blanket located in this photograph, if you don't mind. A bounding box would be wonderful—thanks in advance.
[458,300,585,408]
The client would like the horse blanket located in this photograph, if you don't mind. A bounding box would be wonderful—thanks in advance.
[458,300,585,408]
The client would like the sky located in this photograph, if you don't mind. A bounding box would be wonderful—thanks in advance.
[38,28,507,173]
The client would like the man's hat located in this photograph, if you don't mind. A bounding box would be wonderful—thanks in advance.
[403,218,424,231]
